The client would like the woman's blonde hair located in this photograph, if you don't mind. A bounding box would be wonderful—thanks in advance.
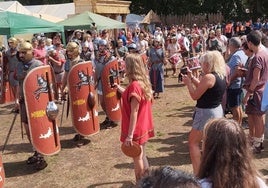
[125,54,153,100]
[199,50,226,79]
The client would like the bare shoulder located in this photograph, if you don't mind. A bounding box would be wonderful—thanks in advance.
[200,73,216,88]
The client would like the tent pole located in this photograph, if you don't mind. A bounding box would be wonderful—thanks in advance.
[61,31,66,46]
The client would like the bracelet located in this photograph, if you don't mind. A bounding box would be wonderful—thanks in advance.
[127,135,133,139]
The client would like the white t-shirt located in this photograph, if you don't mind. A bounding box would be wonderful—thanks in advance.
[136,39,148,53]
[167,43,180,56]
[216,35,228,53]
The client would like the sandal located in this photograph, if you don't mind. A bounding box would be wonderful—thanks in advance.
[100,117,110,127]
[35,158,48,171]
[26,151,40,165]
[105,121,118,129]
[76,140,85,147]
[11,108,19,113]
[73,134,85,142]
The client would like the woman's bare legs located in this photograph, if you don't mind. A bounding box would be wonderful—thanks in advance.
[188,128,203,175]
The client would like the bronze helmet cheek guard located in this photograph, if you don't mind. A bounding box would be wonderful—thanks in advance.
[66,41,80,57]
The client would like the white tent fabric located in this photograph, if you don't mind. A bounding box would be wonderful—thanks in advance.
[126,14,144,25]
[0,1,32,15]
[0,2,32,45]
[0,1,65,22]
[31,13,63,22]
[25,3,75,20]
[126,14,144,30]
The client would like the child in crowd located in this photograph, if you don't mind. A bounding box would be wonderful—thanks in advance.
[198,118,268,188]
[115,54,154,182]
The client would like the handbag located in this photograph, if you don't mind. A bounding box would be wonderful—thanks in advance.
[261,82,268,112]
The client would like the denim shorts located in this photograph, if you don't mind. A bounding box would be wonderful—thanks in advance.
[192,105,223,131]
[227,88,242,108]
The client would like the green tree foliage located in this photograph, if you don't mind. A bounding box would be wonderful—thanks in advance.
[127,0,268,21]
[245,0,268,20]
[128,0,201,15]
[10,0,268,21]
[201,0,247,21]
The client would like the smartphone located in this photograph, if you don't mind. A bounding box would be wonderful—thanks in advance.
[109,75,115,88]
[248,95,256,106]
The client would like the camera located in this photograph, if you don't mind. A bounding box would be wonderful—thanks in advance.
[178,66,188,83]
[180,66,188,75]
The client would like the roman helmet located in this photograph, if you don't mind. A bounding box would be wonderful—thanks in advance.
[66,41,80,57]
[18,42,34,63]
[127,43,138,53]
[8,37,18,48]
[19,42,33,52]
[117,39,123,44]
[8,37,18,44]
[98,39,107,47]
[154,36,162,43]
[98,39,108,53]
[127,43,137,50]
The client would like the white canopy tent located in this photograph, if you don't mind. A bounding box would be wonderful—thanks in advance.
[25,3,75,21]
[0,1,69,22]
[126,14,144,26]
[0,1,68,46]
[0,1,32,15]
[0,2,32,46]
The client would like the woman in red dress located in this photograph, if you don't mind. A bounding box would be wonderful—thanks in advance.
[115,54,154,182]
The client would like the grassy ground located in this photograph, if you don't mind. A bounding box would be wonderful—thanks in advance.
[0,73,267,188]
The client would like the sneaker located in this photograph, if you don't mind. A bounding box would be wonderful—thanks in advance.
[35,157,48,171]
[252,146,261,154]
[252,144,264,154]
[26,151,41,165]
[242,123,249,129]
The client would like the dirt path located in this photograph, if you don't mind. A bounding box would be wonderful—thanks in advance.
[0,74,267,188]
